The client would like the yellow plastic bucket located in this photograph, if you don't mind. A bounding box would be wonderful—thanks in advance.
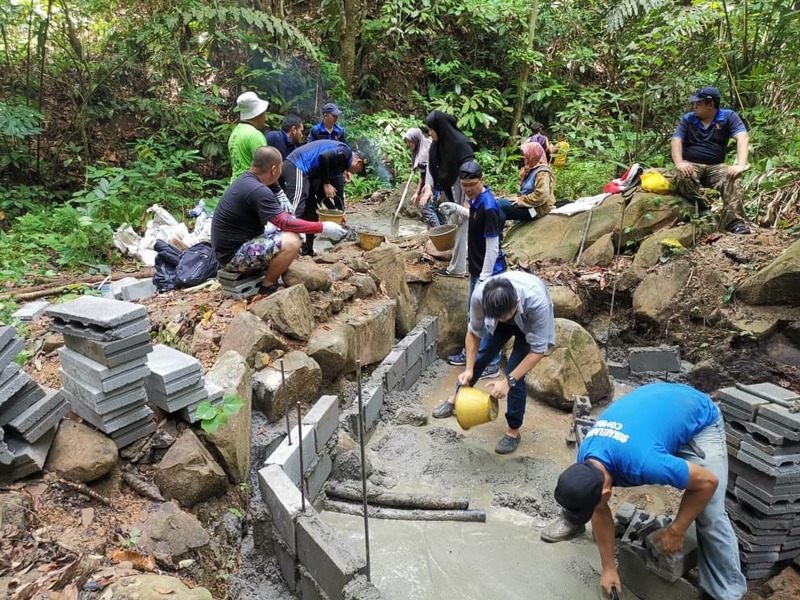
[318,208,345,224]
[455,386,499,430]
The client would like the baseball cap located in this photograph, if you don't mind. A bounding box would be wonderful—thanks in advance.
[553,461,605,525]
[459,160,483,180]
[322,102,343,116]
[237,91,269,121]
[688,86,720,103]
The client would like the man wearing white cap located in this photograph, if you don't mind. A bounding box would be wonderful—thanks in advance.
[229,91,269,184]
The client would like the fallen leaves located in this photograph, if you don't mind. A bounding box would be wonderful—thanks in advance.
[107,548,157,572]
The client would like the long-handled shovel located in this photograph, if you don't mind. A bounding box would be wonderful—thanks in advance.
[390,171,416,237]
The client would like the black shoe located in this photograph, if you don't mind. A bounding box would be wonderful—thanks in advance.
[257,283,280,296]
[432,401,455,419]
[695,201,712,217]
[495,433,520,454]
[728,222,751,235]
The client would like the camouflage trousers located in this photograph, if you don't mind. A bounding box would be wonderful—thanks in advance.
[674,162,746,230]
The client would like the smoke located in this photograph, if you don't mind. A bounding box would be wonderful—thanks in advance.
[353,136,392,188]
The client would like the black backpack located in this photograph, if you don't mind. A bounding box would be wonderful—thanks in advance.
[175,242,219,289]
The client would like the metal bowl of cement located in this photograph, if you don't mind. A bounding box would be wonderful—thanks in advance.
[318,208,345,224]
[428,224,457,251]
[455,386,499,430]
[358,231,385,251]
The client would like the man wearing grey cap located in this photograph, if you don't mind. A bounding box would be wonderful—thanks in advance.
[229,91,269,184]
[309,102,349,210]
[671,86,751,234]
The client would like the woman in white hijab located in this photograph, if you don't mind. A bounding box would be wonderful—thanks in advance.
[403,127,440,228]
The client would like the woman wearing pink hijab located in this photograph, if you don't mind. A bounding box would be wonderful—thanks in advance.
[499,141,556,222]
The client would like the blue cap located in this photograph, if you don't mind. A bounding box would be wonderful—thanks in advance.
[322,102,342,116]
[688,87,720,102]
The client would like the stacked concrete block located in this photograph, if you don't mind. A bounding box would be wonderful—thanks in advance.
[47,297,155,448]
[217,269,262,299]
[718,382,800,578]
[0,326,65,482]
[11,300,50,322]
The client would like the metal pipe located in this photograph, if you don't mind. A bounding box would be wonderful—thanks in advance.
[296,401,305,512]
[282,360,291,445]
[356,359,371,581]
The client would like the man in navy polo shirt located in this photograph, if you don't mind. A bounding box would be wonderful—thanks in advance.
[266,114,304,159]
[309,102,348,210]
[671,86,751,234]
[547,383,746,600]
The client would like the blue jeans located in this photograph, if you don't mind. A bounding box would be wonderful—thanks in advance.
[470,320,529,430]
[676,417,746,600]
[469,276,500,370]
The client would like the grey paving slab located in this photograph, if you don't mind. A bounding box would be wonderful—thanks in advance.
[0,363,21,389]
[736,382,800,407]
[146,344,201,384]
[65,392,152,434]
[755,414,800,442]
[734,485,800,515]
[59,347,149,393]
[732,521,790,547]
[0,338,24,372]
[216,269,257,282]
[63,331,152,367]
[6,387,66,439]
[0,370,32,409]
[110,277,141,299]
[759,404,800,433]
[737,446,800,479]
[727,416,788,445]
[15,397,68,444]
[0,381,48,426]
[110,419,157,449]
[729,456,800,495]
[0,326,16,348]
[45,296,147,329]
[717,387,770,420]
[0,427,56,483]
[145,378,207,412]
[720,403,754,424]
[736,476,800,505]
[60,370,147,414]
[11,300,50,322]
[726,499,796,533]
[120,278,157,301]
[178,382,223,423]
[726,423,800,456]
[49,315,150,342]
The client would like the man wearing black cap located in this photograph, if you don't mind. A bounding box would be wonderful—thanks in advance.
[672,86,751,234]
[309,102,349,210]
[548,382,746,600]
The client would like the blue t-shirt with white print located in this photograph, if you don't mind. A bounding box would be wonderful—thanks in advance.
[577,383,719,489]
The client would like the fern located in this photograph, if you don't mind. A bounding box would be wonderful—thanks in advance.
[606,0,672,33]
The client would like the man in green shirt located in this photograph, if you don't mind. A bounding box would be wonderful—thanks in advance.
[229,91,269,184]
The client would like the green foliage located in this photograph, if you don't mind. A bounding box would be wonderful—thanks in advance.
[195,395,244,434]
[0,101,44,171]
[122,527,140,549]
[553,161,616,202]
[723,286,736,304]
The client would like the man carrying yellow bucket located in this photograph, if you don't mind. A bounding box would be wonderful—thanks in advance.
[432,272,555,454]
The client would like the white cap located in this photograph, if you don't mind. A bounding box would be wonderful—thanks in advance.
[237,91,269,121]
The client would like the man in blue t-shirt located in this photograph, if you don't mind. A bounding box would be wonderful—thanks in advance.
[672,86,751,234]
[547,383,746,600]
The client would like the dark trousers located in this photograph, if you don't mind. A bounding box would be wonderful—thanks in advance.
[470,320,531,430]
[280,160,310,217]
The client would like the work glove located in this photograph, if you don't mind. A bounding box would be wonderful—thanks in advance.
[439,202,469,219]
[320,221,347,242]
[276,189,295,214]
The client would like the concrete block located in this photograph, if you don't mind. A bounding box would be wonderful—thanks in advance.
[0,379,45,425]
[110,277,141,299]
[736,447,800,481]
[299,567,331,600]
[0,338,24,371]
[0,427,13,465]
[736,382,800,407]
[60,370,147,414]
[65,391,151,434]
[397,326,425,367]
[755,414,800,442]
[759,404,800,434]
[362,382,384,431]
[63,331,152,367]
[120,278,157,301]
[739,441,800,467]
[296,513,366,600]
[146,344,202,389]
[49,315,150,342]
[45,296,147,330]
[258,464,306,551]
[645,523,697,583]
[381,348,405,393]
[303,395,340,454]
[58,347,150,393]
[7,388,69,442]
[0,427,57,483]
[573,395,592,419]
[11,300,50,322]
[617,545,702,600]
[306,452,333,502]
[607,360,630,380]
[144,378,207,412]
[423,343,437,370]
[0,366,29,409]
[628,345,681,373]
[418,315,438,348]
[266,424,316,488]
[615,502,637,527]
[273,532,299,593]
[621,511,657,545]
[733,416,789,446]
[717,387,770,420]
[726,499,796,535]
[110,418,156,448]
[734,484,800,515]
[403,357,423,390]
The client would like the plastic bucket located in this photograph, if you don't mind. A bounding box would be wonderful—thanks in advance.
[359,231,385,250]
[455,386,499,430]
[318,208,345,224]
[428,224,457,251]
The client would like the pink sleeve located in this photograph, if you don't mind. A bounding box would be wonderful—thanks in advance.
[270,212,324,234]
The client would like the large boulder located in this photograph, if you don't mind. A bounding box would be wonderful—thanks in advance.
[632,261,693,326]
[338,299,396,366]
[283,258,333,292]
[550,286,584,321]
[154,429,227,507]
[365,243,416,336]
[45,420,118,483]
[615,193,688,247]
[251,284,314,341]
[218,311,286,367]
[736,238,800,306]
[307,323,356,380]
[526,319,613,411]
[620,224,697,290]
[348,273,378,299]
[416,277,469,357]
[579,232,615,267]
[252,351,322,422]
[99,574,212,600]
[203,351,252,483]
[136,502,209,559]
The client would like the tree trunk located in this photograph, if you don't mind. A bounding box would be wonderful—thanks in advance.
[509,0,540,143]
[339,0,361,89]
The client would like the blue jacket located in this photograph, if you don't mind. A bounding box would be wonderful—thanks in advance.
[308,122,347,144]
[286,140,353,180]
[265,130,298,159]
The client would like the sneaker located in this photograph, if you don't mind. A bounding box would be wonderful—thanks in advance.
[436,268,466,278]
[479,364,501,379]
[447,351,467,366]
[495,433,520,454]
[257,282,280,296]
[432,400,455,419]
[728,222,751,235]
[541,514,586,543]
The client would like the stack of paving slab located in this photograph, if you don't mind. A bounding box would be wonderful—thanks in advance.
[718,382,800,579]
[0,325,68,482]
[143,343,224,423]
[217,269,261,299]
[47,296,156,449]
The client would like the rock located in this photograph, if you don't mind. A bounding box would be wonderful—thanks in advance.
[0,492,32,530]
[737,237,800,306]
[338,299,396,366]
[365,243,416,336]
[283,258,333,292]
[550,286,584,320]
[42,334,64,353]
[307,323,356,380]
[45,420,118,483]
[393,405,429,426]
[336,431,357,454]
[320,262,350,281]
[579,232,614,267]
[203,351,252,484]
[218,311,286,367]
[154,429,227,507]
[632,261,693,326]
[348,272,378,298]
[100,574,212,600]
[252,351,322,422]
[417,277,469,357]
[405,262,434,283]
[333,448,373,480]
[687,360,719,393]
[526,318,613,411]
[347,257,370,273]
[619,224,697,290]
[190,325,218,355]
[616,193,689,247]
[137,502,209,559]
[334,280,358,302]
[251,284,314,341]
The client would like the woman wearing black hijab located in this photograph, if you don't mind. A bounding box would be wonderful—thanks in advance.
[419,111,473,277]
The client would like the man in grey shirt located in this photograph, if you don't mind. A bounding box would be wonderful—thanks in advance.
[433,271,555,454]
